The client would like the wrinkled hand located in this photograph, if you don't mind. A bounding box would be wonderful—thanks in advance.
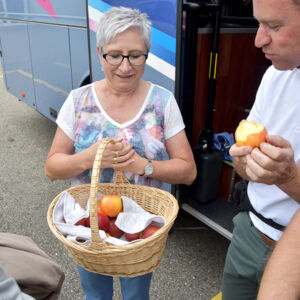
[230,135,297,185]
[85,138,135,169]
[229,143,252,179]
[113,151,146,174]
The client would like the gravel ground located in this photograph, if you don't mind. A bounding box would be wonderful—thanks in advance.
[0,72,229,300]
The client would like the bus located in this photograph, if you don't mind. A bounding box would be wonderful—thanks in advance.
[0,0,270,239]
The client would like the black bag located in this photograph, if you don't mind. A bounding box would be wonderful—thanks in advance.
[232,180,285,231]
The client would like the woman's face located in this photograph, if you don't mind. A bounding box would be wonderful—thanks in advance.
[98,28,148,93]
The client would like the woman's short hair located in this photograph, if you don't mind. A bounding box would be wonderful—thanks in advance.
[96,6,152,51]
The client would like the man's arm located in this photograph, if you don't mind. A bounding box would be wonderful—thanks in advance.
[257,209,300,300]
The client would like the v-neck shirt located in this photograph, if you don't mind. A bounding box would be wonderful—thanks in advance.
[56,82,185,188]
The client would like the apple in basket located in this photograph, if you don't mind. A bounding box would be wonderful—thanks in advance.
[75,218,89,227]
[124,232,141,242]
[98,195,123,217]
[84,212,110,231]
[107,217,123,238]
[139,225,161,239]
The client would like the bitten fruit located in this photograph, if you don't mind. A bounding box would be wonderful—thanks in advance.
[235,121,267,147]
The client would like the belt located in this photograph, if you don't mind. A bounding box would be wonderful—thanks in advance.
[258,231,276,248]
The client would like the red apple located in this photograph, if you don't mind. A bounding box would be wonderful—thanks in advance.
[98,195,123,217]
[125,232,141,242]
[75,217,89,227]
[84,213,110,231]
[139,225,160,239]
[107,218,123,238]
[97,212,110,231]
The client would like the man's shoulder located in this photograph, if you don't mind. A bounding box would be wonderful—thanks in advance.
[261,65,299,88]
[265,65,298,79]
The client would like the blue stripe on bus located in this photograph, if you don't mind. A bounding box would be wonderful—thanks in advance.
[151,42,175,66]
[88,0,176,54]
[151,28,175,53]
[89,0,112,12]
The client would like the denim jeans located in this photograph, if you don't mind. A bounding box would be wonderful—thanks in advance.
[77,265,152,300]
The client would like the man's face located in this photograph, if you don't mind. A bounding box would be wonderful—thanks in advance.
[253,0,300,70]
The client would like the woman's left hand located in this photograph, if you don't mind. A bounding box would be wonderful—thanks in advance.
[111,151,145,175]
[100,138,136,169]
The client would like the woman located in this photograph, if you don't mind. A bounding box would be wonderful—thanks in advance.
[45,6,196,300]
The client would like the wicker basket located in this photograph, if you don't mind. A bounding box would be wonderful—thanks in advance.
[47,138,179,277]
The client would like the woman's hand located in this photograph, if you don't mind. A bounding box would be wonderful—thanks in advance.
[85,138,136,169]
[45,130,136,181]
[112,151,146,175]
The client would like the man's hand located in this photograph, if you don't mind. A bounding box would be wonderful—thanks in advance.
[229,143,252,180]
[246,135,297,185]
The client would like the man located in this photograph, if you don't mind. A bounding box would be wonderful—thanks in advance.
[257,208,300,300]
[221,0,300,299]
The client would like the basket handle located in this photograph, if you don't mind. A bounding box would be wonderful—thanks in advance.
[88,138,130,249]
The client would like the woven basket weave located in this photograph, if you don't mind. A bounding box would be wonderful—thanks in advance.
[47,138,179,277]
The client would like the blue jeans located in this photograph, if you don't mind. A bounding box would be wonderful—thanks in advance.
[77,265,152,300]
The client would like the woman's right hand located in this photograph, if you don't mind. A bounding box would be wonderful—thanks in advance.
[45,129,135,181]
[85,138,135,169]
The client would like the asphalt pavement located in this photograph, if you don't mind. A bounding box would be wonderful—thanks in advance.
[0,72,230,300]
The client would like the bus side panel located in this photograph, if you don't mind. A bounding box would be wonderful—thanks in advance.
[69,27,90,89]
[28,23,72,120]
[0,0,87,27]
[0,20,36,107]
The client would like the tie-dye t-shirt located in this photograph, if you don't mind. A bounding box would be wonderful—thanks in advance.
[56,82,185,188]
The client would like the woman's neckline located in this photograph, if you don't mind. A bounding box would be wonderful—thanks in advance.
[91,82,153,128]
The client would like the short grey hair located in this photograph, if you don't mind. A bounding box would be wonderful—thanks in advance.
[96,6,152,51]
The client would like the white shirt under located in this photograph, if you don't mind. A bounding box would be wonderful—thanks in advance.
[247,66,300,241]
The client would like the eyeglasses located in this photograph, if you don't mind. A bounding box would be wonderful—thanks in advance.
[101,48,148,66]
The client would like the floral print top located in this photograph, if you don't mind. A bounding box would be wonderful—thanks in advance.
[57,82,185,188]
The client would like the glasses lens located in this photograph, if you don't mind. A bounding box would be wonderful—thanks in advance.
[129,55,146,66]
[105,54,123,65]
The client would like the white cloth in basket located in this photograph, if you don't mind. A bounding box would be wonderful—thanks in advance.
[53,191,166,246]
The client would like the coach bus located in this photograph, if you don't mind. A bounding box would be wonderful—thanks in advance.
[0,0,270,239]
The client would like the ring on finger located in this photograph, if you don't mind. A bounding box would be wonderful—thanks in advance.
[113,157,117,163]
[114,151,119,158]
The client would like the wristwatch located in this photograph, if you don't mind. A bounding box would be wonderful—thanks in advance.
[142,159,154,177]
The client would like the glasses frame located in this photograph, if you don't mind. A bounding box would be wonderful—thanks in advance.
[100,48,148,66]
